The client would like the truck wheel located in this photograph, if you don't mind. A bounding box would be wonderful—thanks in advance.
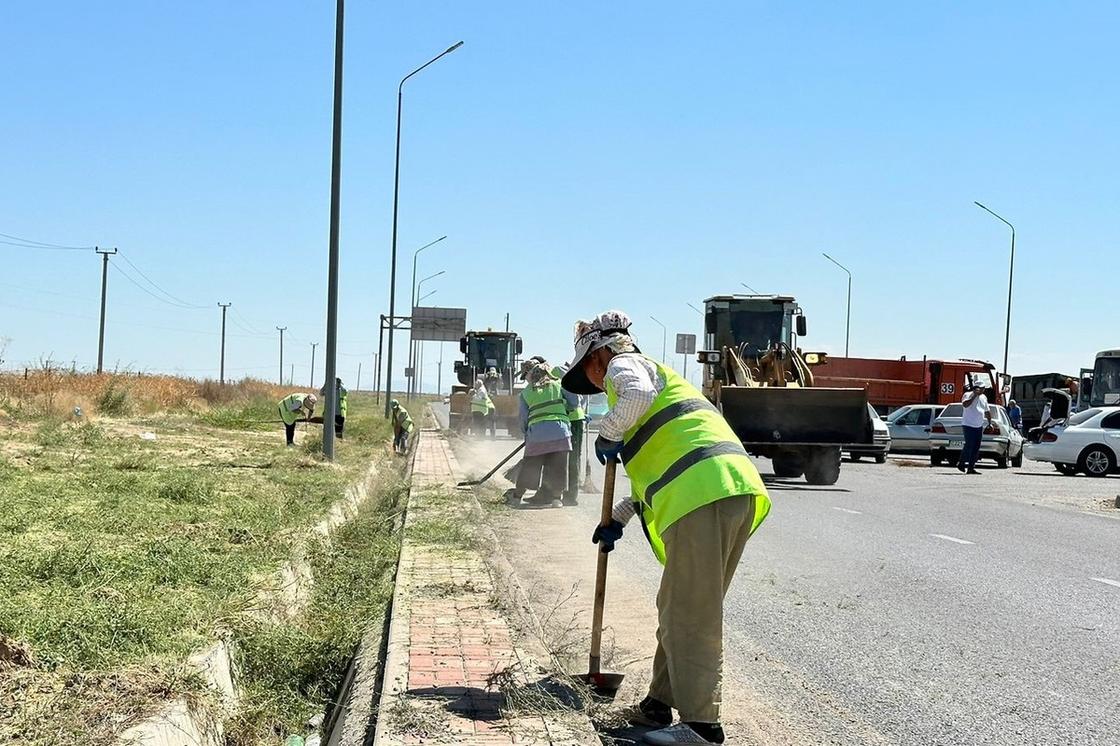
[1078,446,1115,478]
[850,453,862,463]
[875,454,887,464]
[772,455,804,479]
[804,448,841,485]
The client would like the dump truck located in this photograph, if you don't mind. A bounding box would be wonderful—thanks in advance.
[448,330,523,435]
[698,294,871,485]
[813,356,1003,414]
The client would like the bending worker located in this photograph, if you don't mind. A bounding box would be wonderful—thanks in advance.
[390,399,414,454]
[278,392,316,447]
[505,357,574,507]
[319,377,348,438]
[561,310,770,746]
[470,378,495,437]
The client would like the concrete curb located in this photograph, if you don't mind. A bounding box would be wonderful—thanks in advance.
[118,458,385,746]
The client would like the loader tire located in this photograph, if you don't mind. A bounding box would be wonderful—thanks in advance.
[772,455,804,479]
[804,447,841,486]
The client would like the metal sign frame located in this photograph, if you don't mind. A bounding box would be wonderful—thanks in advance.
[675,333,697,355]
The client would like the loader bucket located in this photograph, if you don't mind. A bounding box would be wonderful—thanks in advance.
[718,386,870,445]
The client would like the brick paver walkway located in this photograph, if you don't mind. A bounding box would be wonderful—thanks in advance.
[373,427,596,745]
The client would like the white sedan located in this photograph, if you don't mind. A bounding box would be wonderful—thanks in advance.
[1024,406,1120,477]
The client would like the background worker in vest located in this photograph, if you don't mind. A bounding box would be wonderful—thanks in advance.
[319,377,348,438]
[553,362,587,506]
[505,357,575,507]
[562,310,771,746]
[470,377,495,437]
[278,392,316,447]
[390,399,413,454]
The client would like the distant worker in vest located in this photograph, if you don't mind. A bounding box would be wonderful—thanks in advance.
[278,392,317,447]
[470,378,495,437]
[562,310,771,746]
[553,362,587,506]
[391,400,414,454]
[319,377,348,438]
[505,357,575,508]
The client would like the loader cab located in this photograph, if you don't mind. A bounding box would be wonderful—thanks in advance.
[455,331,522,391]
[700,295,805,384]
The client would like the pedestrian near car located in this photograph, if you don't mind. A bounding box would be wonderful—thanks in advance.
[504,358,574,507]
[561,310,770,746]
[278,392,316,447]
[958,383,993,474]
[1008,399,1023,434]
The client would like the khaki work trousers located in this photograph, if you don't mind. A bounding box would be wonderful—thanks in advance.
[648,493,757,724]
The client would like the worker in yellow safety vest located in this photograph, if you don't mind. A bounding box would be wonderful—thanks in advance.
[505,357,575,507]
[390,399,413,454]
[470,378,495,438]
[278,392,317,446]
[553,363,586,506]
[319,377,348,438]
[561,310,771,746]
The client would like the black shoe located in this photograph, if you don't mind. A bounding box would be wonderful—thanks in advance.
[627,696,672,728]
[957,464,966,472]
[525,491,559,505]
[967,469,980,475]
[562,495,579,506]
[685,722,725,744]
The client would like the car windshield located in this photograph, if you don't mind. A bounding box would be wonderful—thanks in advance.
[940,404,964,418]
[469,336,512,369]
[885,407,909,423]
[1068,408,1102,426]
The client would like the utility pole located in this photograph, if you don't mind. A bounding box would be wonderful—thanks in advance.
[356,361,362,391]
[321,0,345,459]
[310,342,318,388]
[505,313,510,332]
[290,363,294,386]
[218,302,231,385]
[95,247,117,373]
[437,343,443,395]
[276,327,287,385]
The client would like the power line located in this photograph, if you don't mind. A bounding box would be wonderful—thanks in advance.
[0,231,96,250]
[116,250,207,309]
[109,262,201,310]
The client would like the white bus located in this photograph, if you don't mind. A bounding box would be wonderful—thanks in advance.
[1081,349,1120,409]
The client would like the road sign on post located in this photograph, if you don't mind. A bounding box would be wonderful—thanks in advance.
[676,333,697,380]
[411,306,467,342]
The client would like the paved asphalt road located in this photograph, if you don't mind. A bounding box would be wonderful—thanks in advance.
[430,403,1120,745]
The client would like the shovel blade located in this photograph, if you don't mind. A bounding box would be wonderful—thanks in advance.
[577,671,625,698]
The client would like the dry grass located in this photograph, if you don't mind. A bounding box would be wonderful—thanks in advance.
[0,369,292,420]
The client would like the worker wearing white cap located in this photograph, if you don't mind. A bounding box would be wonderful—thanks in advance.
[562,310,771,746]
[278,392,316,446]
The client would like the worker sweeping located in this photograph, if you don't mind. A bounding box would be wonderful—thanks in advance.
[390,400,413,454]
[319,377,348,439]
[278,392,317,447]
[504,357,575,507]
[553,362,587,506]
[470,378,495,437]
[561,310,770,746]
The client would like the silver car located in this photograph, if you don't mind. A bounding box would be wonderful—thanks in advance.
[885,404,944,453]
[844,404,891,463]
[928,403,1025,468]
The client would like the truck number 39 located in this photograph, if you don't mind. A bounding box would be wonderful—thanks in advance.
[940,383,956,394]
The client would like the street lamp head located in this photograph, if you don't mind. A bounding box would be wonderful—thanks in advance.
[446,41,465,54]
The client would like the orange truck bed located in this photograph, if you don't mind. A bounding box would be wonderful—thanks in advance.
[813,357,1000,411]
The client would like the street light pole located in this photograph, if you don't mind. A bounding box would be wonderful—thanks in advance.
[649,315,667,364]
[740,282,760,294]
[276,327,286,385]
[218,302,231,385]
[321,0,346,458]
[408,271,444,399]
[822,253,852,357]
[408,235,447,398]
[385,41,464,417]
[310,342,318,388]
[974,201,1016,378]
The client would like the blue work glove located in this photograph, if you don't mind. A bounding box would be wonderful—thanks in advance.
[595,436,623,465]
[592,520,625,553]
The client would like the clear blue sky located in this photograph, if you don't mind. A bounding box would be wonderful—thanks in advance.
[2,2,1116,391]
